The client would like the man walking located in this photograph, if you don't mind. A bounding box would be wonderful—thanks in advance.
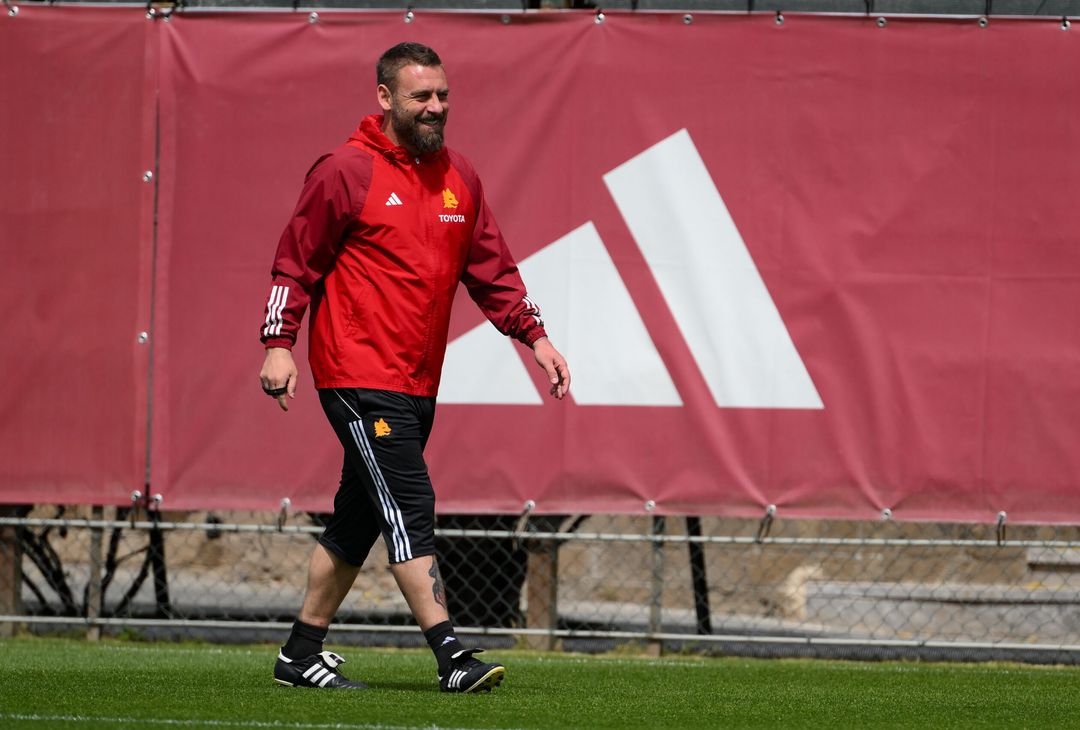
[258,42,570,693]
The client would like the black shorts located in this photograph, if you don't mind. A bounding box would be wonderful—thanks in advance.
[317,387,437,566]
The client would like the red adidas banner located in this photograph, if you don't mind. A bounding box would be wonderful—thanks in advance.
[3,8,1079,523]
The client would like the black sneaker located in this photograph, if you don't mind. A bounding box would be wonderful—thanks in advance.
[274,650,368,689]
[438,648,505,693]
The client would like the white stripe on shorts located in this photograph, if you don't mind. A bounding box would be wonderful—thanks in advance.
[347,419,413,563]
[333,389,415,563]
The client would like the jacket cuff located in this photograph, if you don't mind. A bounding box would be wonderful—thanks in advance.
[263,337,294,350]
[523,327,548,348]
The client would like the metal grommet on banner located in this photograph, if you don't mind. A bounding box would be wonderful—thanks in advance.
[130,490,143,527]
[1063,17,1071,31]
[146,1,183,21]
[876,17,887,28]
[277,498,291,531]
[148,494,164,535]
[775,12,784,26]
[595,11,605,24]
[996,511,1007,546]
[978,16,989,28]
[683,14,693,25]
[644,499,656,512]
[880,508,893,521]
[308,11,318,24]
[755,504,776,543]
[514,499,535,533]
[142,170,154,182]
[7,5,18,17]
[500,14,510,25]
[404,10,414,24]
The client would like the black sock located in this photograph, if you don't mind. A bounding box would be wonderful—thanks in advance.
[282,620,328,660]
[424,620,464,675]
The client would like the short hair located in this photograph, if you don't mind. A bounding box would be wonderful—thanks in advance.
[376,42,443,92]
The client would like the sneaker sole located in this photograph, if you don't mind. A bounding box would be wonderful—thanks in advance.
[463,666,505,693]
[275,677,367,690]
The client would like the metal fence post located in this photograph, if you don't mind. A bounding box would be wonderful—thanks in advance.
[0,506,21,636]
[648,515,666,656]
[686,516,712,635]
[86,505,105,640]
[524,538,559,651]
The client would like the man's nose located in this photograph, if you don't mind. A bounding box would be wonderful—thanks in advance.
[426,96,445,114]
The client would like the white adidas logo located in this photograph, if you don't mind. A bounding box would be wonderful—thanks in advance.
[440,129,823,410]
[386,192,403,206]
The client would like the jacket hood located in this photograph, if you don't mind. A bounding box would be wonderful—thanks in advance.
[347,114,447,163]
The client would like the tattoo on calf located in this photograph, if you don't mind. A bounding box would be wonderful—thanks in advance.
[429,559,447,609]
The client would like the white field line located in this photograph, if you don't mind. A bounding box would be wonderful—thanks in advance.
[91,644,261,657]
[0,715,514,730]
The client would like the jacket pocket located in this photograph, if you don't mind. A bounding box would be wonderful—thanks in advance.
[342,280,373,337]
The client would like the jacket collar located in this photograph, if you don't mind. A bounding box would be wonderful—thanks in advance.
[348,114,447,164]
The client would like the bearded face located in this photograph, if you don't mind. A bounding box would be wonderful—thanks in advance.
[378,63,451,156]
[388,95,447,155]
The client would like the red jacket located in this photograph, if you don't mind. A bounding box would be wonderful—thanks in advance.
[261,115,547,397]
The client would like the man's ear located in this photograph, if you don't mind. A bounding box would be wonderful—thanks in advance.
[377,84,393,111]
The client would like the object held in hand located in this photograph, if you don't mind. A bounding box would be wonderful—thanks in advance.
[263,385,288,397]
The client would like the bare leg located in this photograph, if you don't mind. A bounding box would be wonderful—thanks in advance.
[298,543,362,628]
[390,554,449,631]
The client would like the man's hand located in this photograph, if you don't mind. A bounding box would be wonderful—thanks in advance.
[532,337,571,400]
[259,347,298,412]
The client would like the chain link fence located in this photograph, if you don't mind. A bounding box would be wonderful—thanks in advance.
[2,506,1079,663]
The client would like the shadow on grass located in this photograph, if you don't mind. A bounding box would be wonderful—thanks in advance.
[366,681,437,692]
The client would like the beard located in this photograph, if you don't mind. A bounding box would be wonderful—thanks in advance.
[389,101,447,155]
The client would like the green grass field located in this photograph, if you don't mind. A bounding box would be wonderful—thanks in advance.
[1,637,1079,729]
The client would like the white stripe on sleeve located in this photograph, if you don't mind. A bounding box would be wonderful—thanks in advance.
[262,285,290,337]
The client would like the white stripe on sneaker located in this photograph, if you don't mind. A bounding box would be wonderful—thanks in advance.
[318,671,336,688]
